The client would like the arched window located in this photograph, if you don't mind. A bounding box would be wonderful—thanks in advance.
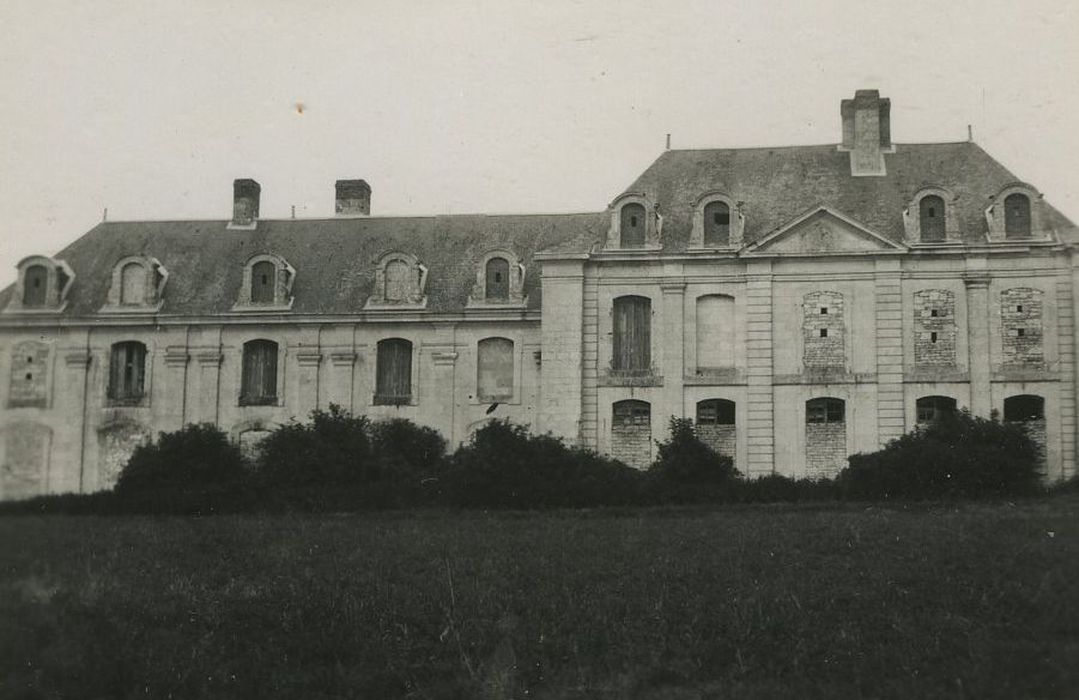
[120,262,147,305]
[477,337,514,401]
[696,295,734,372]
[108,341,147,404]
[1005,193,1031,238]
[703,201,731,246]
[250,260,276,303]
[612,295,651,374]
[697,399,735,426]
[375,338,413,405]
[23,265,47,308]
[485,257,510,301]
[620,203,647,248]
[697,399,736,457]
[1004,395,1044,422]
[240,340,278,405]
[612,400,651,469]
[806,398,845,424]
[384,260,412,302]
[919,195,946,242]
[916,395,956,424]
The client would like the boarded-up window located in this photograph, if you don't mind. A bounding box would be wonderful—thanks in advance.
[385,260,412,302]
[9,341,49,408]
[477,337,514,401]
[1,423,51,500]
[1005,193,1031,237]
[108,342,147,404]
[251,261,276,303]
[120,262,146,305]
[916,395,956,424]
[23,265,47,307]
[696,294,735,372]
[703,201,731,246]
[696,398,736,458]
[919,195,946,242]
[1005,394,1047,473]
[620,203,646,248]
[375,338,412,405]
[485,257,510,300]
[612,400,651,468]
[805,397,846,478]
[612,295,651,374]
[240,339,278,405]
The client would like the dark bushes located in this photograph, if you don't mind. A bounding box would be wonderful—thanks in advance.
[444,419,642,508]
[646,417,741,503]
[838,410,1042,500]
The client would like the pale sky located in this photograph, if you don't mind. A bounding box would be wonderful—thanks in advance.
[1,0,1076,286]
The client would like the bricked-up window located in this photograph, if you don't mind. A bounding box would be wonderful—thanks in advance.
[384,260,413,301]
[697,399,735,425]
[23,265,47,308]
[805,397,846,478]
[485,257,509,301]
[1004,394,1044,422]
[0,423,51,500]
[803,291,844,369]
[916,395,956,424]
[108,341,147,404]
[375,338,412,405]
[477,337,514,401]
[697,399,735,458]
[240,340,278,406]
[914,289,957,366]
[1001,288,1044,366]
[1004,193,1032,238]
[703,201,731,246]
[120,262,147,305]
[9,341,49,408]
[612,400,651,469]
[806,398,844,424]
[612,295,652,374]
[620,203,646,248]
[251,260,276,303]
[696,295,734,372]
[919,195,946,242]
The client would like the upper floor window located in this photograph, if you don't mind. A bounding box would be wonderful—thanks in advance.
[477,337,514,402]
[240,340,279,405]
[368,252,427,308]
[620,203,646,248]
[375,338,413,405]
[1005,193,1032,238]
[103,255,168,311]
[468,250,526,308]
[4,256,74,314]
[605,194,660,251]
[23,265,47,307]
[108,341,147,405]
[703,201,731,246]
[612,295,651,374]
[919,195,946,242]
[485,257,509,300]
[234,254,294,310]
[251,260,276,303]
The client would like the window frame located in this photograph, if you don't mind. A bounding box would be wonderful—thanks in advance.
[374,337,415,406]
[239,339,280,406]
[476,337,515,403]
[611,295,653,375]
[805,397,845,424]
[107,341,149,406]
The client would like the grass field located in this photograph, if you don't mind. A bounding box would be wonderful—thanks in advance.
[2,498,1077,699]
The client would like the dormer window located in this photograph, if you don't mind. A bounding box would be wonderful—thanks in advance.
[604,194,661,251]
[919,195,946,242]
[689,192,744,249]
[102,255,168,312]
[233,254,295,311]
[904,188,957,244]
[486,257,509,300]
[1004,193,1031,238]
[366,252,428,309]
[4,255,75,314]
[620,203,646,247]
[467,249,526,309]
[703,201,731,246]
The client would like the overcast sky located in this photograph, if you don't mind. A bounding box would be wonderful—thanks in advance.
[1,0,1076,286]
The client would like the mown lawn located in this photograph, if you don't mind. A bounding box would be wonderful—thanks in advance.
[1,498,1077,699]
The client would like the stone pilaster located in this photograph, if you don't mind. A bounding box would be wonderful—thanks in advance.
[431,350,459,445]
[62,349,92,494]
[744,260,775,475]
[538,259,585,444]
[163,346,190,431]
[295,350,322,412]
[874,259,905,445]
[659,280,686,424]
[194,350,223,426]
[327,352,357,412]
[964,272,992,417]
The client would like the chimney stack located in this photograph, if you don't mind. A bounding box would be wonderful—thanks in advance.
[840,90,891,176]
[231,178,261,227]
[335,179,371,216]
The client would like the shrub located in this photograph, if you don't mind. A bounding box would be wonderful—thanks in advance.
[838,410,1042,500]
[256,405,373,489]
[733,474,838,503]
[445,420,643,508]
[115,423,249,513]
[649,417,740,484]
[369,418,448,481]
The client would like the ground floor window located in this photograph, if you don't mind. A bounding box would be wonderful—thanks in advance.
[612,400,651,469]
[1004,394,1047,473]
[805,397,846,478]
[696,399,736,457]
[916,395,957,424]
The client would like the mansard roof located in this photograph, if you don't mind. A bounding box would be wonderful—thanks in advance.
[587,141,1076,253]
[0,213,605,316]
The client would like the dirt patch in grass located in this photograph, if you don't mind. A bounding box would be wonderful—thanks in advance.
[2,497,1077,699]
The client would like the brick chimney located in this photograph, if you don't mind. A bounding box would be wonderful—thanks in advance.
[231,178,261,227]
[335,179,371,216]
[840,90,892,176]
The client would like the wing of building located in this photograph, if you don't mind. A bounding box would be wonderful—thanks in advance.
[1,90,1076,498]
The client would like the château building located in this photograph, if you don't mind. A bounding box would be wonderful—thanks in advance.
[1,90,1076,499]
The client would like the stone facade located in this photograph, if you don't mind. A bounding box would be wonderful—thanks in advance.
[803,291,845,369]
[805,422,846,478]
[914,289,957,366]
[1001,288,1044,366]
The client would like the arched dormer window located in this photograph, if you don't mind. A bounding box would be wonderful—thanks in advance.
[690,192,745,249]
[367,252,428,309]
[4,256,74,314]
[233,254,295,310]
[904,187,958,244]
[468,249,526,308]
[986,183,1046,242]
[605,194,661,251]
[102,255,168,312]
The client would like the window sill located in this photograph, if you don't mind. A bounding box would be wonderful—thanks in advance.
[7,399,48,409]
[98,301,165,314]
[373,394,415,407]
[364,298,428,311]
[230,300,295,312]
[106,397,149,408]
[2,302,68,315]
[598,372,664,387]
[239,397,280,407]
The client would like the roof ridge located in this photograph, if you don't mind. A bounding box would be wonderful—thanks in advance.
[665,140,975,154]
[98,211,606,225]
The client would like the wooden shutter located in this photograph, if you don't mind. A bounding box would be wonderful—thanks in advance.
[620,204,646,248]
[919,196,946,241]
[251,261,276,303]
[109,342,146,402]
[242,340,278,404]
[376,339,412,404]
[613,296,651,373]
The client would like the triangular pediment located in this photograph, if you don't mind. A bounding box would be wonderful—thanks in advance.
[745,207,905,255]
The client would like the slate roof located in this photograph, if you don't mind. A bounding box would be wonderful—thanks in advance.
[593,141,1078,253]
[0,213,606,316]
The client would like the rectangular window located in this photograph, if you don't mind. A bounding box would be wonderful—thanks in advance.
[612,296,652,374]
[240,340,278,405]
[108,342,147,404]
[375,339,413,405]
[819,328,828,338]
